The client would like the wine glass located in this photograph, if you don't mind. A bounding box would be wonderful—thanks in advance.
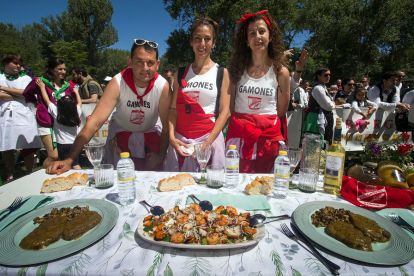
[84,143,105,167]
[84,143,105,187]
[287,147,303,189]
[194,143,212,184]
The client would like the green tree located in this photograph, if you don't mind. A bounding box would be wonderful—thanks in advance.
[49,40,93,74]
[36,0,118,70]
[95,48,129,82]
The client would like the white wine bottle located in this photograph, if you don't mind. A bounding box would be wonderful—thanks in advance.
[323,118,345,195]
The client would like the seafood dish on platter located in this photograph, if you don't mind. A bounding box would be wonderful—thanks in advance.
[141,203,257,245]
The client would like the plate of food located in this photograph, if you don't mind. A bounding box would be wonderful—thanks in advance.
[0,199,118,266]
[137,203,265,249]
[292,201,414,265]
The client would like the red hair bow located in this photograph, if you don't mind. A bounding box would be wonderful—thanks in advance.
[237,10,269,23]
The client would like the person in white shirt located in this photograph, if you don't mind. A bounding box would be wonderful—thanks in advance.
[36,79,82,169]
[360,76,370,90]
[351,87,377,119]
[367,71,409,113]
[292,79,309,109]
[302,67,335,144]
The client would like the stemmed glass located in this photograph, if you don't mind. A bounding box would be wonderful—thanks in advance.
[194,143,212,184]
[287,147,303,189]
[84,143,105,186]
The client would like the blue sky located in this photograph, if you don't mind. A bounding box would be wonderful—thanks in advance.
[0,0,179,57]
[1,0,307,57]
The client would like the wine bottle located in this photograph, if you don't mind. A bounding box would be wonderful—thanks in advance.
[323,118,346,195]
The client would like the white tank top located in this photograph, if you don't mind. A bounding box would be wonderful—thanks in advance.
[182,63,218,120]
[234,65,277,115]
[113,73,166,132]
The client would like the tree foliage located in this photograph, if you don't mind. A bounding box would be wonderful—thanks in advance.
[95,48,129,82]
[163,0,414,84]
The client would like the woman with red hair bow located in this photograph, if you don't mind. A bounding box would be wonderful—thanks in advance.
[226,10,290,173]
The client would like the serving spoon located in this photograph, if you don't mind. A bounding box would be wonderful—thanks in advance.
[249,214,291,226]
[188,194,213,211]
[139,200,165,216]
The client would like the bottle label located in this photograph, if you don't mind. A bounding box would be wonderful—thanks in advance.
[225,158,239,169]
[333,128,342,143]
[325,155,343,177]
[274,173,290,177]
[274,164,290,177]
[391,169,406,182]
[362,167,376,176]
[118,176,135,181]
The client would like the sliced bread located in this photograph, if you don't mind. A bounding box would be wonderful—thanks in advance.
[67,172,88,186]
[175,173,195,186]
[41,177,74,193]
[245,181,262,195]
[158,177,183,192]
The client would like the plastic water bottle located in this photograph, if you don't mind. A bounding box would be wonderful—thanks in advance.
[117,152,136,205]
[273,151,290,198]
[225,145,240,188]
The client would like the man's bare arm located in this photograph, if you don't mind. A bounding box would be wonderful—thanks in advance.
[0,86,24,98]
[81,94,98,104]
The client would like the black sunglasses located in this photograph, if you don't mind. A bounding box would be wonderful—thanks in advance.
[134,39,158,49]
[324,74,331,77]
[399,75,405,78]
[347,83,356,86]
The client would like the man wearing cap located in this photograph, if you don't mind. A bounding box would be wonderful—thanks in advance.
[102,76,112,92]
[47,39,172,174]
[71,65,102,103]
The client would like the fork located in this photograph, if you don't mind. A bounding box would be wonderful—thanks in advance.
[0,197,22,217]
[278,223,340,276]
[387,212,414,234]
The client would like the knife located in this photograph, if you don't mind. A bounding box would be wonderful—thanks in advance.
[0,198,30,223]
[291,222,341,275]
[397,216,414,232]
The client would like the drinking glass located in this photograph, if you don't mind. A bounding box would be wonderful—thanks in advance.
[194,143,212,184]
[84,143,105,167]
[84,143,105,186]
[287,147,303,189]
[298,168,318,193]
[207,164,224,189]
[94,164,114,189]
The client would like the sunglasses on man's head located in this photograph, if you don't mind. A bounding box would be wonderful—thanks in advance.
[324,74,331,77]
[134,39,158,49]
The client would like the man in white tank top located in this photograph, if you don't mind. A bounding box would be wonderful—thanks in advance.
[46,40,172,174]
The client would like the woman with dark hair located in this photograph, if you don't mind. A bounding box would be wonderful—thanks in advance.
[0,53,42,183]
[36,79,82,169]
[166,17,230,172]
[226,10,290,173]
[334,76,355,104]
[302,67,335,144]
[23,57,78,168]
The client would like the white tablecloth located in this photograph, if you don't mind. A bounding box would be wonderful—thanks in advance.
[1,170,414,275]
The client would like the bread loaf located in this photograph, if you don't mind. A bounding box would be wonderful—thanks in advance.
[41,177,74,193]
[158,177,183,192]
[245,181,262,195]
[67,172,88,186]
[175,173,195,186]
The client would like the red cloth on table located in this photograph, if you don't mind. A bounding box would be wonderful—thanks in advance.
[340,175,414,210]
[226,112,285,173]
[116,131,162,171]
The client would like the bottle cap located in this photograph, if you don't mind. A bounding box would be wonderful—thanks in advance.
[120,152,130,158]
[229,145,237,149]
[279,151,287,155]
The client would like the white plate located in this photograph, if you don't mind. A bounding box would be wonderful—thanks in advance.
[136,206,265,249]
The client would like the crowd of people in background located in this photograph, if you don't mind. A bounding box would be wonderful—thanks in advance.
[1,10,413,182]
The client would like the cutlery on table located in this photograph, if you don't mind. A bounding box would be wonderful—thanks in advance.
[139,200,165,216]
[249,214,291,226]
[387,211,414,234]
[187,194,213,211]
[0,197,23,217]
[0,197,30,223]
[278,223,340,276]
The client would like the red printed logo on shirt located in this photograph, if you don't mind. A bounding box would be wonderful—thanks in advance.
[130,110,145,125]
[356,182,387,208]
[248,96,262,110]
[184,91,200,102]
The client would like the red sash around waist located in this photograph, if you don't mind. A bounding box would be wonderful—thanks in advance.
[175,89,214,139]
[227,112,285,159]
